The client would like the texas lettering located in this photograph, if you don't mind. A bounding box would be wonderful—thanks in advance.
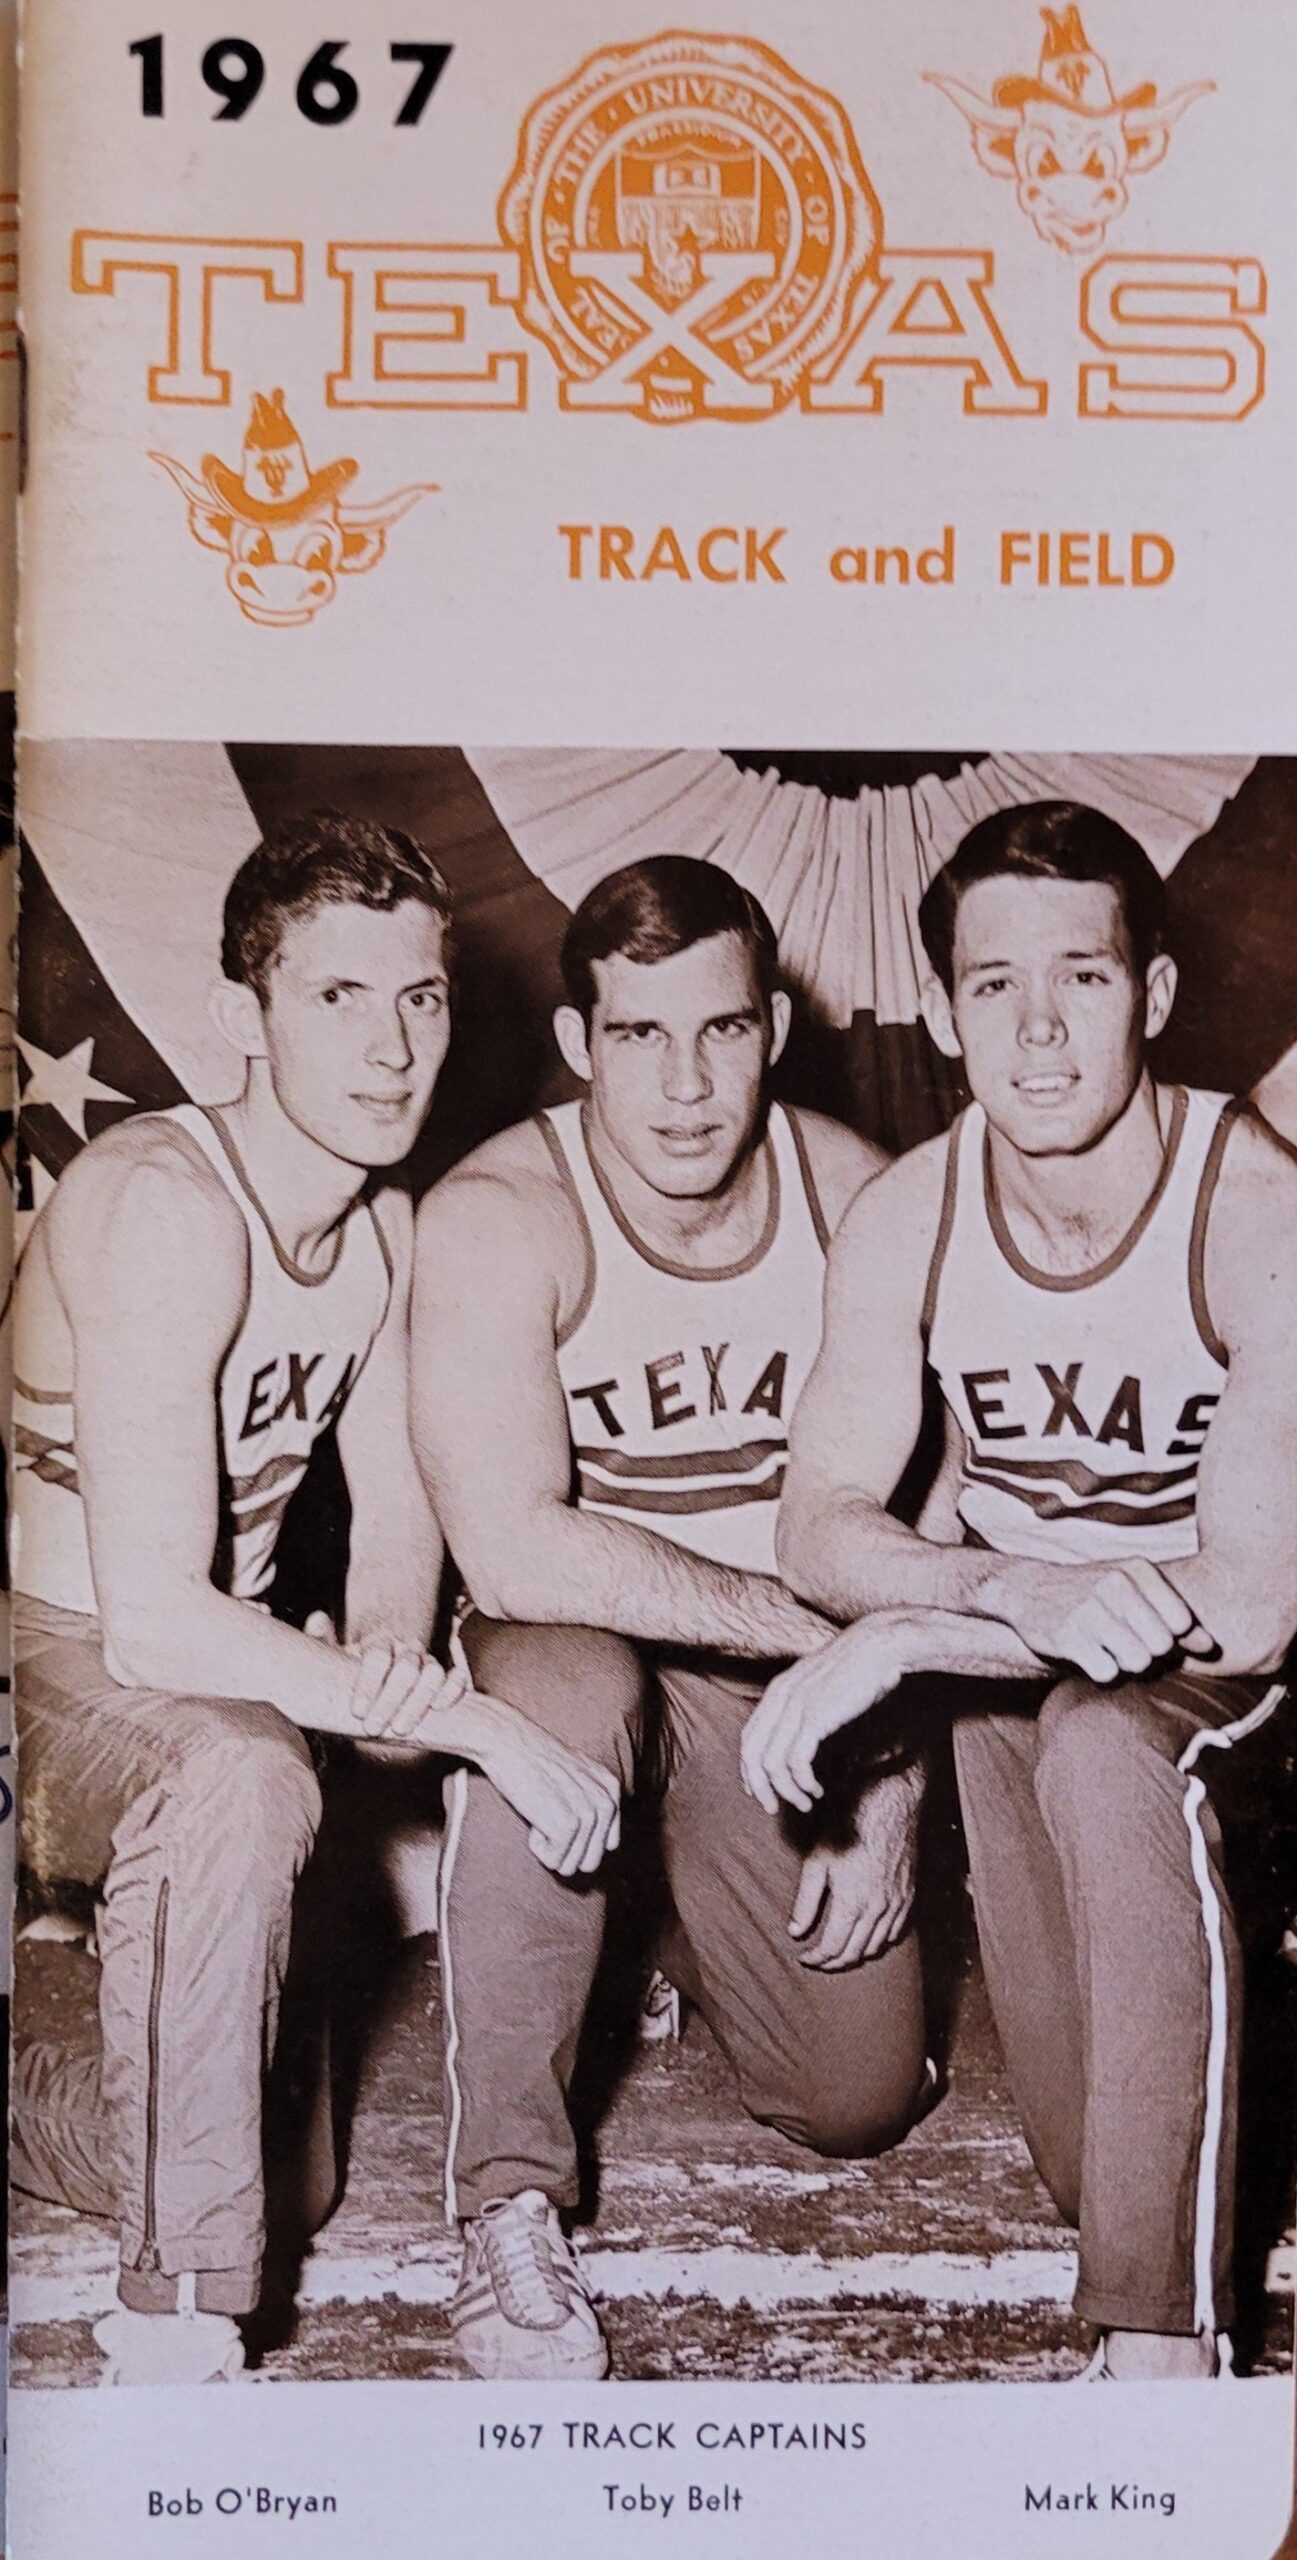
[571,1344,789,1440]
[960,1364,1220,1454]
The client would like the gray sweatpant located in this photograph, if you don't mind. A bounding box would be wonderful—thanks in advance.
[439,1615,929,2221]
[953,1665,1289,2338]
[12,1593,323,2314]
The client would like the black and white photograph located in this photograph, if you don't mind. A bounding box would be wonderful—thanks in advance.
[10,740,1297,2390]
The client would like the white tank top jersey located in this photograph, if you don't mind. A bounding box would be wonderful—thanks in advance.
[925,1086,1238,1567]
[544,1100,831,1574]
[13,1104,393,1617]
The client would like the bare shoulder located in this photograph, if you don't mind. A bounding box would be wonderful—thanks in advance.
[46,1115,244,1259]
[785,1106,888,1235]
[41,1116,248,1327]
[1207,1101,1297,1318]
[415,1116,582,1314]
[832,1125,955,1275]
[1217,1098,1297,1201]
[418,1118,569,1243]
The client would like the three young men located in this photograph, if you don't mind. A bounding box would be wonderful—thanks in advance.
[14,803,1289,2388]
[746,802,1297,2380]
[11,815,619,2382]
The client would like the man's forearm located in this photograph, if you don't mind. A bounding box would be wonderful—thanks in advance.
[784,1485,1294,1684]
[887,1538,1292,1681]
[780,1494,1007,1625]
[880,1605,1048,1686]
[740,1601,1049,1818]
[471,1504,832,1659]
[345,1508,442,1652]
[1160,1554,1293,1679]
[106,1578,600,1783]
[105,1583,362,1734]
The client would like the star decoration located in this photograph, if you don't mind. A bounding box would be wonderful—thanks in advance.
[17,1035,131,1140]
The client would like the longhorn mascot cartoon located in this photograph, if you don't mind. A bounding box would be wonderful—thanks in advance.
[154,389,436,627]
[928,7,1213,256]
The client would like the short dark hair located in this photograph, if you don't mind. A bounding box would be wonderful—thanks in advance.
[222,810,454,1001]
[560,855,781,1028]
[918,800,1167,996]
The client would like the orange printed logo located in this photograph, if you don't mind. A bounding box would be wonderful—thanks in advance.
[499,31,880,420]
[83,26,1265,461]
[151,388,437,624]
[927,8,1212,256]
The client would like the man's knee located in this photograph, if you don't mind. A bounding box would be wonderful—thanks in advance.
[1034,1677,1168,1832]
[750,2069,924,2162]
[461,1616,643,1782]
[742,1960,930,2161]
[164,1698,322,1871]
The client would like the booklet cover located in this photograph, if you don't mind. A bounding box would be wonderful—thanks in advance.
[10,5,1297,2556]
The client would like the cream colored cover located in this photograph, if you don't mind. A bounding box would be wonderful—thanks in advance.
[10,6,1297,2559]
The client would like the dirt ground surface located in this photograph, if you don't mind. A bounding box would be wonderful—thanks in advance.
[12,1901,1295,2389]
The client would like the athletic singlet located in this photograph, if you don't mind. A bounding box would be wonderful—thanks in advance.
[924,1086,1237,1566]
[543,1100,829,1574]
[13,1103,392,1616]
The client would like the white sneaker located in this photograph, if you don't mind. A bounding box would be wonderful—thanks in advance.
[1076,2332,1235,2382]
[92,2307,245,2385]
[452,2191,609,2380]
[638,1969,683,2046]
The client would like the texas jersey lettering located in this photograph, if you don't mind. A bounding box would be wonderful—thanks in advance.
[543,1100,828,1573]
[13,1103,391,1616]
[925,1086,1236,1564]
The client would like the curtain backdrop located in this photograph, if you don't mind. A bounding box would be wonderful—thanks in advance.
[466,750,1257,1031]
[19,744,1295,1198]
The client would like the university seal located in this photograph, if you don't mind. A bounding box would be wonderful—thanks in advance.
[500,31,882,421]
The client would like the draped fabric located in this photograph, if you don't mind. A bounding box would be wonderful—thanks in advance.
[19,743,1295,1187]
[467,749,1258,1029]
[20,739,259,1107]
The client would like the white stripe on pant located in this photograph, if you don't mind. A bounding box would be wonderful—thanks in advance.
[953,1663,1290,2338]
[438,1766,470,2225]
[1178,1681,1288,2333]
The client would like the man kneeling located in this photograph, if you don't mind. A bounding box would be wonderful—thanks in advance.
[748,802,1297,2381]
[414,857,931,2380]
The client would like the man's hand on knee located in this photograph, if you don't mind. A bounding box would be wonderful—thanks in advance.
[788,1762,925,1972]
[740,1617,912,1814]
